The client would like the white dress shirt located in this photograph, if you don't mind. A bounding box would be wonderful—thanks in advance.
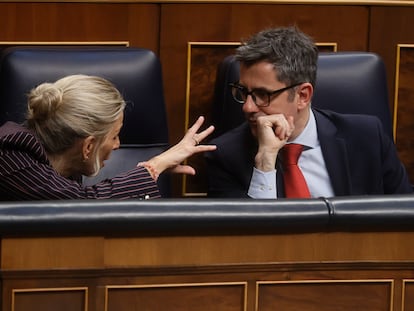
[248,110,335,198]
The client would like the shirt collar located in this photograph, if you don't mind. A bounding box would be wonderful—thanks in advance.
[290,109,319,149]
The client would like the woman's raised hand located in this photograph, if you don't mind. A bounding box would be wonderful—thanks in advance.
[144,116,216,176]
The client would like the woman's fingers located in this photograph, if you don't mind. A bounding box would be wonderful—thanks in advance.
[146,116,216,177]
[169,164,196,175]
[192,125,215,147]
[186,116,205,136]
[186,116,215,147]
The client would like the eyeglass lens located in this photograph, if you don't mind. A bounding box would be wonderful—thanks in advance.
[231,85,274,107]
[230,82,303,107]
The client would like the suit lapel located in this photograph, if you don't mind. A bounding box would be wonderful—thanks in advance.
[231,123,257,188]
[313,109,352,196]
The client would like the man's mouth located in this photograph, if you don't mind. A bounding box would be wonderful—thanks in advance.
[248,119,257,127]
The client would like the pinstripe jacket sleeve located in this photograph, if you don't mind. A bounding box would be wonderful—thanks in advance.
[0,122,161,201]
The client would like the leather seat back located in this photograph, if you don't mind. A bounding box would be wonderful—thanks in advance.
[0,46,171,196]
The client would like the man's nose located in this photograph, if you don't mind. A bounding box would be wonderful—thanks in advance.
[242,95,259,113]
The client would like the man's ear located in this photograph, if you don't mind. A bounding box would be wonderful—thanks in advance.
[297,82,313,110]
[82,136,96,161]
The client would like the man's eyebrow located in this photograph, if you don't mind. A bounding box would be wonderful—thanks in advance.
[236,83,272,92]
[250,86,274,92]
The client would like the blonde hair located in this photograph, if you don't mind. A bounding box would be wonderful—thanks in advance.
[26,75,126,175]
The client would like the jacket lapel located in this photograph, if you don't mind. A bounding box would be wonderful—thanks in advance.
[313,109,352,196]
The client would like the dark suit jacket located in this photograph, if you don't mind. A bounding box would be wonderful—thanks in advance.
[205,109,413,198]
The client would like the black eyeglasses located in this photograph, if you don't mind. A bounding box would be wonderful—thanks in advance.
[229,82,304,107]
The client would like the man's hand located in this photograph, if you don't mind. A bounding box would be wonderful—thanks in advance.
[254,114,294,171]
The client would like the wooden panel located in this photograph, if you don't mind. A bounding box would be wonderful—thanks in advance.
[257,280,392,311]
[183,42,240,196]
[160,3,368,196]
[403,280,414,311]
[1,237,104,270]
[104,232,414,267]
[2,234,414,311]
[369,6,414,123]
[394,45,414,185]
[105,283,246,311]
[0,2,160,52]
[12,287,87,311]
[370,8,414,185]
[160,3,368,141]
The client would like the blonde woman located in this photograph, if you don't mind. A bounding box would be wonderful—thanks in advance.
[0,74,215,200]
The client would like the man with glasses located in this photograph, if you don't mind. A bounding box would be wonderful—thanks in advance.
[205,26,412,198]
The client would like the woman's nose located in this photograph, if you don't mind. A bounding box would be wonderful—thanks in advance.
[113,138,120,150]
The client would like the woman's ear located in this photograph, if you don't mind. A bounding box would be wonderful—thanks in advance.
[82,136,96,161]
[297,82,313,110]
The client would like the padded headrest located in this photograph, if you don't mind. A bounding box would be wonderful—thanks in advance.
[0,46,168,145]
[313,52,392,137]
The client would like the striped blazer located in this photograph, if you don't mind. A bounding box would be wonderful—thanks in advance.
[0,122,160,200]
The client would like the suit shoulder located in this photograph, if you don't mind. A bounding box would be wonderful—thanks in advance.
[210,122,251,145]
[314,108,384,131]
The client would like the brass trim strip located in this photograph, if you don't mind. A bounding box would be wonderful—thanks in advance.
[394,44,414,143]
[256,279,395,284]
[394,44,402,142]
[6,0,414,6]
[317,42,338,51]
[0,41,129,47]
[402,279,414,311]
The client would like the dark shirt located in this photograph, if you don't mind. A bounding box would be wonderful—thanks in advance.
[0,122,160,200]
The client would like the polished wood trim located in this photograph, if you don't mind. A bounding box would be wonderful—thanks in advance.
[0,41,129,46]
[2,261,414,279]
[7,0,414,7]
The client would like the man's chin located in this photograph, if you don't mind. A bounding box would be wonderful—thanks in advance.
[248,122,258,138]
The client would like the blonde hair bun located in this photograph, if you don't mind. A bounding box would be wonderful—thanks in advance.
[27,82,64,122]
[25,74,125,155]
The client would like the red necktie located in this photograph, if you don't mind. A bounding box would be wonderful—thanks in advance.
[281,143,311,198]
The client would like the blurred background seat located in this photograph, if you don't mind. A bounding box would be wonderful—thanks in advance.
[211,52,393,139]
[0,46,171,196]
